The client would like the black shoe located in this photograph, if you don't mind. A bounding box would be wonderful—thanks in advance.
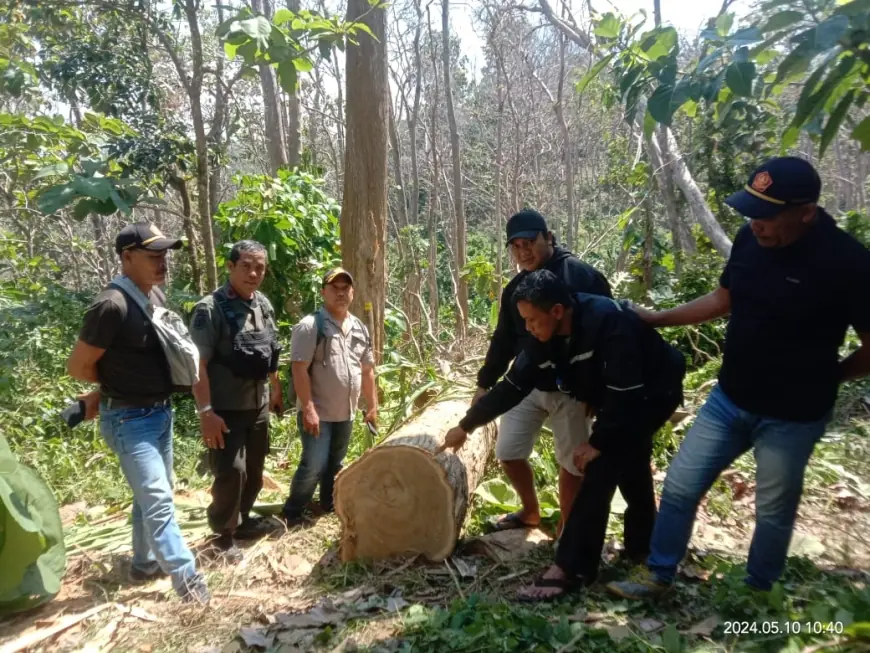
[235,516,278,540]
[179,575,211,605]
[208,533,243,564]
[129,564,169,584]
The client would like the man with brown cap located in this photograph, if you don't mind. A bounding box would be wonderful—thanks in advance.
[608,157,870,599]
[282,267,377,523]
[66,222,209,604]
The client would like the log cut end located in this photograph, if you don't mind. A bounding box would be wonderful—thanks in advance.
[334,444,456,562]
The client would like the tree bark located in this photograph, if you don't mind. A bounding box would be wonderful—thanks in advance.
[494,60,505,306]
[426,12,441,332]
[342,0,388,363]
[334,400,497,562]
[285,0,302,167]
[388,101,410,228]
[662,127,732,257]
[183,0,218,288]
[252,0,288,176]
[441,0,468,338]
[169,174,203,294]
[410,0,423,226]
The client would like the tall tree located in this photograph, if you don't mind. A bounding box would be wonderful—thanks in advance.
[441,0,468,337]
[252,0,289,175]
[341,0,389,362]
[285,0,302,167]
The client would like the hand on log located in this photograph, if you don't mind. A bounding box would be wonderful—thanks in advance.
[436,426,468,454]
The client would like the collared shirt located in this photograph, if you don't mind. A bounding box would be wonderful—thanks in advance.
[189,283,277,411]
[718,209,870,422]
[291,309,374,422]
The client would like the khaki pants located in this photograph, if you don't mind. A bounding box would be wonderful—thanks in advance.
[495,389,590,475]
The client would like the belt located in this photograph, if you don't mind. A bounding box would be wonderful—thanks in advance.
[103,397,172,410]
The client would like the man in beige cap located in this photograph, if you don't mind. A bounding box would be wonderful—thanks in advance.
[282,268,377,523]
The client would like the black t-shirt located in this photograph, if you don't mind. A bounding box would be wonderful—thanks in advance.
[719,210,870,422]
[79,286,173,405]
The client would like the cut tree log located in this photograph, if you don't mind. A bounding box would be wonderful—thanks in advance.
[334,400,497,562]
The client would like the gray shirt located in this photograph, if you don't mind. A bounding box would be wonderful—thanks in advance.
[291,310,374,422]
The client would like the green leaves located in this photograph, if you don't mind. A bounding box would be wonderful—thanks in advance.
[851,116,870,150]
[32,163,69,181]
[715,13,734,38]
[725,61,756,97]
[819,89,856,157]
[575,54,614,94]
[593,13,621,39]
[761,10,804,33]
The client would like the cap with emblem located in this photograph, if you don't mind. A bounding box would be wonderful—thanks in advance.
[323,267,354,287]
[506,209,549,244]
[725,157,821,219]
[115,222,183,255]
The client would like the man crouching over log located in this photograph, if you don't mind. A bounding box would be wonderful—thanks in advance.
[439,270,685,602]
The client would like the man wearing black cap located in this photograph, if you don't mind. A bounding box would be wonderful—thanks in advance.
[608,157,870,599]
[474,209,611,533]
[282,267,377,523]
[66,222,209,604]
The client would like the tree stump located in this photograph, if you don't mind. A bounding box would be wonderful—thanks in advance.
[334,400,497,562]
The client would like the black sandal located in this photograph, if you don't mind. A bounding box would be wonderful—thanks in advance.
[515,574,585,603]
[486,511,540,533]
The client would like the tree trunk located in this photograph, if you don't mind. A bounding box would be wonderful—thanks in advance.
[441,0,467,338]
[426,7,440,332]
[252,0,288,176]
[342,0,388,363]
[494,62,505,307]
[169,174,203,294]
[388,102,410,228]
[556,32,576,252]
[410,0,423,226]
[184,0,218,288]
[662,127,732,257]
[90,214,112,285]
[334,400,497,562]
[285,0,302,167]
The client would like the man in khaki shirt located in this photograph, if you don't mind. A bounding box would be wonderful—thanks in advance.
[282,267,377,523]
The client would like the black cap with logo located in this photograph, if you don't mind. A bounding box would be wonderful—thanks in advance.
[725,157,821,220]
[115,222,183,255]
[322,267,354,287]
[505,209,549,244]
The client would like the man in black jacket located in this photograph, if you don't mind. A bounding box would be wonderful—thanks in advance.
[475,210,611,532]
[441,270,685,601]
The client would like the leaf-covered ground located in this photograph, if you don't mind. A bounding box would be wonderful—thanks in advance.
[2,389,869,653]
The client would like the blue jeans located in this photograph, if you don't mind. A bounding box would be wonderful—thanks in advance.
[100,403,200,595]
[283,417,353,518]
[648,385,828,590]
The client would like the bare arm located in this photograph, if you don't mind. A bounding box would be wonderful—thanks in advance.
[293,361,320,436]
[840,331,870,383]
[636,287,731,328]
[191,358,212,408]
[362,364,377,423]
[66,340,105,383]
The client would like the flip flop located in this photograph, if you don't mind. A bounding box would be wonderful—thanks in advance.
[515,574,584,603]
[486,511,540,533]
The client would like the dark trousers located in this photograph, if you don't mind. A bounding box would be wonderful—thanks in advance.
[207,404,270,535]
[555,390,683,580]
[283,416,353,519]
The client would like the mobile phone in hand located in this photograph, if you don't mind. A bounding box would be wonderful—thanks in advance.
[60,400,86,428]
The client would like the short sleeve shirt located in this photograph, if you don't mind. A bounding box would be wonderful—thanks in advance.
[189,284,277,411]
[291,310,374,422]
[718,210,870,421]
[78,286,173,405]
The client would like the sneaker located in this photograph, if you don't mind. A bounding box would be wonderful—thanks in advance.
[208,533,243,564]
[179,576,211,605]
[606,567,671,600]
[235,516,277,540]
[129,564,168,584]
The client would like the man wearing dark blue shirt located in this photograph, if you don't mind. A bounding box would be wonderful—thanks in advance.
[609,157,870,598]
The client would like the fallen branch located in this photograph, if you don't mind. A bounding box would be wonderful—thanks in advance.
[0,603,113,653]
